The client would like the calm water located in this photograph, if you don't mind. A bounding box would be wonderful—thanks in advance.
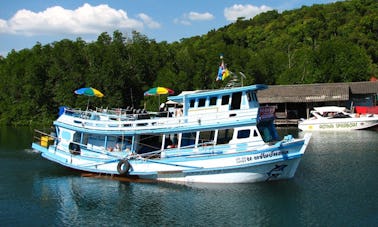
[0,127,377,226]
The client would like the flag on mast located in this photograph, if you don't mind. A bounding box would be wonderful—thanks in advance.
[216,55,230,81]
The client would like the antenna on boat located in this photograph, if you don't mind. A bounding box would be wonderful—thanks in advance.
[130,88,134,108]
[239,72,246,87]
[225,71,248,88]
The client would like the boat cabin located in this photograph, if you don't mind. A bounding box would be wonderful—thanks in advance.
[168,86,261,118]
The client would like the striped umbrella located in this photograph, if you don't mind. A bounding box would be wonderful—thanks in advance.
[74,87,104,110]
[74,87,104,97]
[144,87,174,110]
[144,87,174,96]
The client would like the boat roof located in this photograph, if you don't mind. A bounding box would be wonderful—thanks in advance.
[168,84,267,103]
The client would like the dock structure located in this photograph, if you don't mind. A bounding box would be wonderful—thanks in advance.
[257,81,378,121]
[274,119,299,126]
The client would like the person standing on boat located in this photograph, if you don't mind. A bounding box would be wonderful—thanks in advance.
[159,103,166,112]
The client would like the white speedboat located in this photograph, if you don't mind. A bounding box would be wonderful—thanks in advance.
[32,84,311,184]
[298,106,378,131]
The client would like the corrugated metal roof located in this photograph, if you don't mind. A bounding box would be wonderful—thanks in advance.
[348,81,378,94]
[257,81,378,103]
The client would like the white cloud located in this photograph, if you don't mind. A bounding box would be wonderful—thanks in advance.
[174,11,214,26]
[173,18,191,26]
[0,3,161,36]
[0,19,8,32]
[187,12,214,21]
[224,4,272,21]
[138,13,161,29]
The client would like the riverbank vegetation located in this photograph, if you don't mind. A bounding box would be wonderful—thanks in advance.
[0,0,377,125]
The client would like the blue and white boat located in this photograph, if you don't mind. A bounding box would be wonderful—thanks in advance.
[32,84,311,183]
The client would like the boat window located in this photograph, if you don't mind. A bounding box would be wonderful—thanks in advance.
[231,92,242,110]
[221,95,230,105]
[198,98,206,107]
[138,134,161,154]
[209,97,217,106]
[82,133,89,144]
[237,129,250,139]
[106,136,118,151]
[73,132,81,143]
[248,91,257,102]
[251,92,257,101]
[181,132,196,147]
[198,130,215,146]
[115,136,132,151]
[61,130,71,140]
[216,129,234,145]
[253,130,258,137]
[165,134,178,148]
[190,99,195,108]
[87,134,106,148]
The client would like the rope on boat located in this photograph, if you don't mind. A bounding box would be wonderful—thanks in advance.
[133,157,202,169]
[78,158,121,167]
[77,153,200,170]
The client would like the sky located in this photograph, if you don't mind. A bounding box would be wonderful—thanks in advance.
[0,0,338,56]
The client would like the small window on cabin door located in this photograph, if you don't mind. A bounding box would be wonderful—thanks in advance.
[231,92,242,110]
[73,132,81,143]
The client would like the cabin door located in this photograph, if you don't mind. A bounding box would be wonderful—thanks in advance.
[231,92,242,110]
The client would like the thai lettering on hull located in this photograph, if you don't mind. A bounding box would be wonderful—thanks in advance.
[319,122,358,129]
[235,150,289,164]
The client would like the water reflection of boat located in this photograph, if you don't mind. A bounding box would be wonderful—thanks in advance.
[298,106,378,131]
[32,84,311,183]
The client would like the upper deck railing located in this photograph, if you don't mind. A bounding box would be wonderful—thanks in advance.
[56,107,259,133]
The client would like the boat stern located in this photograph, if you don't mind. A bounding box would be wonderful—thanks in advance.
[32,142,49,154]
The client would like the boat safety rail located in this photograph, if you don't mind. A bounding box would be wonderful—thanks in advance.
[63,107,145,121]
[131,150,162,159]
[33,129,128,158]
[60,108,258,132]
[33,129,58,148]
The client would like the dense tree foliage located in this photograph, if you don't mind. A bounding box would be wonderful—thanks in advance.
[0,0,377,125]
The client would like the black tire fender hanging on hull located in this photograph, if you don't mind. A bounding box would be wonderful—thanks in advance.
[117,159,131,175]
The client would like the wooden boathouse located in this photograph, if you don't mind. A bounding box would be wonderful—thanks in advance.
[257,81,378,125]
